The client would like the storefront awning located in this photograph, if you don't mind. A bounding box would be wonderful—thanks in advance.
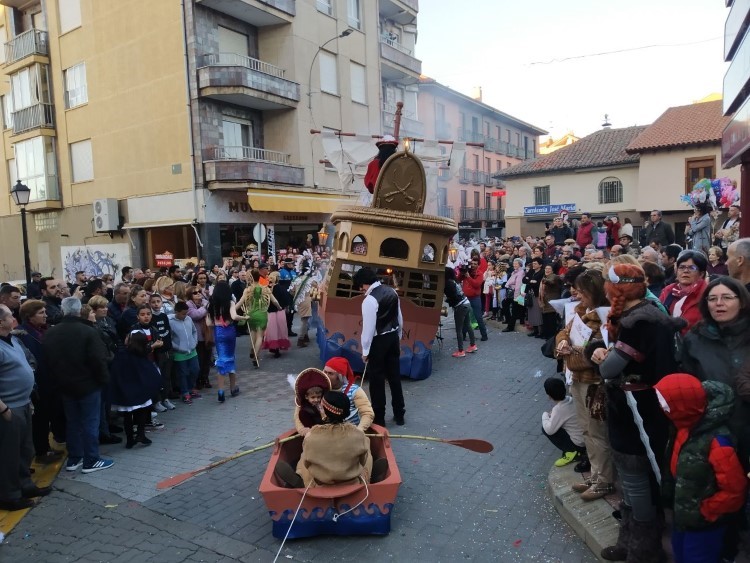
[247,189,352,214]
[121,219,194,229]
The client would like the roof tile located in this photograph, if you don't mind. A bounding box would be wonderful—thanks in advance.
[625,100,730,153]
[496,126,647,178]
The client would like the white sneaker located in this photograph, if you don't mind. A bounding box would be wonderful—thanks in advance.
[153,402,167,413]
[162,399,176,411]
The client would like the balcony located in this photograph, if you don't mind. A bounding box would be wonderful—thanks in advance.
[460,207,480,222]
[458,167,474,184]
[435,120,452,140]
[204,146,304,187]
[437,168,450,183]
[195,0,294,26]
[437,205,453,220]
[382,102,424,137]
[5,29,48,65]
[197,53,299,110]
[26,174,60,204]
[12,103,54,135]
[379,0,418,24]
[459,207,504,223]
[525,148,536,160]
[457,128,484,143]
[484,137,496,152]
[380,35,421,80]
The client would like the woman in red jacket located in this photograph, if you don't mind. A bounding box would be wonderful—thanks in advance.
[659,250,708,335]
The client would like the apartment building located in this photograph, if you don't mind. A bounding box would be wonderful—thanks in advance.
[0,0,417,281]
[418,77,546,239]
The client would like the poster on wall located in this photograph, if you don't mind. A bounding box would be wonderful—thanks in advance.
[60,243,132,284]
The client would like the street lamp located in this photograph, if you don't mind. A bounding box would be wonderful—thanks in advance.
[317,224,329,247]
[448,242,458,262]
[10,180,32,288]
[307,28,355,113]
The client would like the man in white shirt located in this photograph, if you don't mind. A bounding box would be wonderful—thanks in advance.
[353,267,405,427]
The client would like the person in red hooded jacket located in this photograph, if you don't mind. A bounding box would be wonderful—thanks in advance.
[653,373,746,563]
[364,136,398,194]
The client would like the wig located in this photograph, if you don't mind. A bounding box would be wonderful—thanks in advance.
[604,263,647,342]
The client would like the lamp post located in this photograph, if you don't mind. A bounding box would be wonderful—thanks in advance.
[307,28,354,113]
[317,224,329,247]
[10,180,32,288]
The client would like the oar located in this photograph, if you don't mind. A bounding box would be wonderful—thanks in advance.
[370,434,493,453]
[156,434,301,490]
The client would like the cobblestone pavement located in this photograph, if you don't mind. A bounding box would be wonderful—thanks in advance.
[1,319,596,562]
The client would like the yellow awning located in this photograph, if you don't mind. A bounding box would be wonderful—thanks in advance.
[247,189,353,214]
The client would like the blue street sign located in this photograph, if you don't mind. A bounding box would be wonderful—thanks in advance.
[523,203,577,216]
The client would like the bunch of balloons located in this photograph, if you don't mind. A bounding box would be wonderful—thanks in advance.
[680,177,738,210]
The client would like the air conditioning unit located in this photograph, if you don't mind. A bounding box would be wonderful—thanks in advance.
[93,198,119,232]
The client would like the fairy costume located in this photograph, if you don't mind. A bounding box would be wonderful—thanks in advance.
[245,285,270,331]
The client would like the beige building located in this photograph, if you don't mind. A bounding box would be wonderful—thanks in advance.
[0,0,419,283]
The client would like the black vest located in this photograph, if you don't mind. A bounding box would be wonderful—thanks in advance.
[370,284,399,335]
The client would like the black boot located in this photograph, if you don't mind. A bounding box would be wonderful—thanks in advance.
[123,412,135,449]
[371,458,389,484]
[601,503,631,561]
[135,409,152,446]
[274,461,303,488]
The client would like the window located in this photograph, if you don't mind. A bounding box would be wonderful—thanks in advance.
[58,0,82,34]
[485,194,491,209]
[350,62,366,104]
[14,136,58,201]
[473,191,480,207]
[221,118,253,159]
[1,94,13,129]
[70,139,93,182]
[496,160,501,171]
[316,0,333,16]
[319,51,338,95]
[685,157,715,193]
[598,176,623,204]
[351,235,367,255]
[496,125,502,141]
[64,62,87,108]
[218,26,248,57]
[534,185,550,206]
[380,238,409,260]
[0,26,6,64]
[347,0,361,30]
[460,189,467,207]
[11,64,52,111]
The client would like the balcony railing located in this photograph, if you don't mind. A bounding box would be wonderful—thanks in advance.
[12,102,54,134]
[437,205,453,220]
[213,146,291,164]
[459,167,483,184]
[203,52,286,78]
[460,207,480,221]
[457,128,484,143]
[484,137,496,152]
[497,140,509,155]
[508,144,518,157]
[460,207,504,223]
[5,29,48,64]
[380,33,413,56]
[516,146,525,158]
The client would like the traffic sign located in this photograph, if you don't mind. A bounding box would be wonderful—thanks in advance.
[253,223,267,243]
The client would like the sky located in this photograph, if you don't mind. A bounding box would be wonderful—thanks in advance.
[416,0,729,138]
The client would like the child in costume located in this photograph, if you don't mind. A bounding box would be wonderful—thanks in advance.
[276,391,386,488]
[293,368,332,436]
[651,374,746,563]
[322,356,374,431]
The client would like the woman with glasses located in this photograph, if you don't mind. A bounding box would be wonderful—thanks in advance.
[680,276,750,561]
[658,250,708,335]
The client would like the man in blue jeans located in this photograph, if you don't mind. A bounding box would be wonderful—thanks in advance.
[42,297,113,474]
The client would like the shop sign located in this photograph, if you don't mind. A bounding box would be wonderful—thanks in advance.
[228,202,250,213]
[155,251,174,267]
[723,94,750,168]
[523,203,576,216]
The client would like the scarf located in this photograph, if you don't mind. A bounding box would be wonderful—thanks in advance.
[670,280,702,299]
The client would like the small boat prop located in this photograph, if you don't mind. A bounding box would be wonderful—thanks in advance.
[258,425,401,539]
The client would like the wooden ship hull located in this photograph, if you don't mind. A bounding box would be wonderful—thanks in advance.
[258,425,401,538]
[316,150,457,379]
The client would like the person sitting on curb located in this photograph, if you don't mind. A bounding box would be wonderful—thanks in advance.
[541,377,586,468]
[323,356,374,432]
[276,391,387,488]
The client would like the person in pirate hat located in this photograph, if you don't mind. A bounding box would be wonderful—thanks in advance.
[364,135,398,194]
[323,357,374,431]
[292,368,332,436]
[275,390,387,487]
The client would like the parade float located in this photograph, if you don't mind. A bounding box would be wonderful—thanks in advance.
[315,135,458,380]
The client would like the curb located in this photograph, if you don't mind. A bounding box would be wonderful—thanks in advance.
[547,465,619,562]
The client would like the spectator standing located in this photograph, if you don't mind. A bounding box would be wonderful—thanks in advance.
[715,203,741,251]
[42,298,113,473]
[169,302,201,404]
[640,209,675,249]
[0,285,21,323]
[457,257,489,341]
[685,203,712,256]
[549,216,574,246]
[659,250,708,335]
[575,213,595,248]
[27,272,43,299]
[444,267,476,358]
[107,283,130,324]
[40,277,63,326]
[727,238,750,292]
[0,304,51,510]
[187,288,213,388]
[706,246,729,278]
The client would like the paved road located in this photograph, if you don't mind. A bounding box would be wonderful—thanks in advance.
[0,319,596,562]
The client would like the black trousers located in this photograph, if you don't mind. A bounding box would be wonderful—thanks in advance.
[286,309,295,333]
[542,426,585,455]
[31,390,66,455]
[367,331,405,424]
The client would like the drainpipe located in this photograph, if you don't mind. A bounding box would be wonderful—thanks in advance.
[180,0,203,259]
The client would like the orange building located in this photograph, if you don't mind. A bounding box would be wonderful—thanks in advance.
[417,77,546,238]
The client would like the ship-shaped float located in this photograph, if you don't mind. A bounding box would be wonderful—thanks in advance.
[316,146,458,380]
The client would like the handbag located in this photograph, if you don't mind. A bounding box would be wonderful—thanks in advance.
[524,292,534,308]
[585,383,607,421]
[540,336,556,359]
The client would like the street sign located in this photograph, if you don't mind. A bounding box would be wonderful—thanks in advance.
[253,223,267,243]
[523,203,576,216]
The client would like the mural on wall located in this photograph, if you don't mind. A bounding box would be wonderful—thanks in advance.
[61,244,131,283]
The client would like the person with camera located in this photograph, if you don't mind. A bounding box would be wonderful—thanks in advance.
[457,257,488,342]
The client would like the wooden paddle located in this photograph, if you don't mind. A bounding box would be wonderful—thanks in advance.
[371,434,494,453]
[156,434,300,490]
[156,432,493,490]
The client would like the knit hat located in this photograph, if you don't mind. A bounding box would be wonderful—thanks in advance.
[321,391,351,423]
[325,356,356,394]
